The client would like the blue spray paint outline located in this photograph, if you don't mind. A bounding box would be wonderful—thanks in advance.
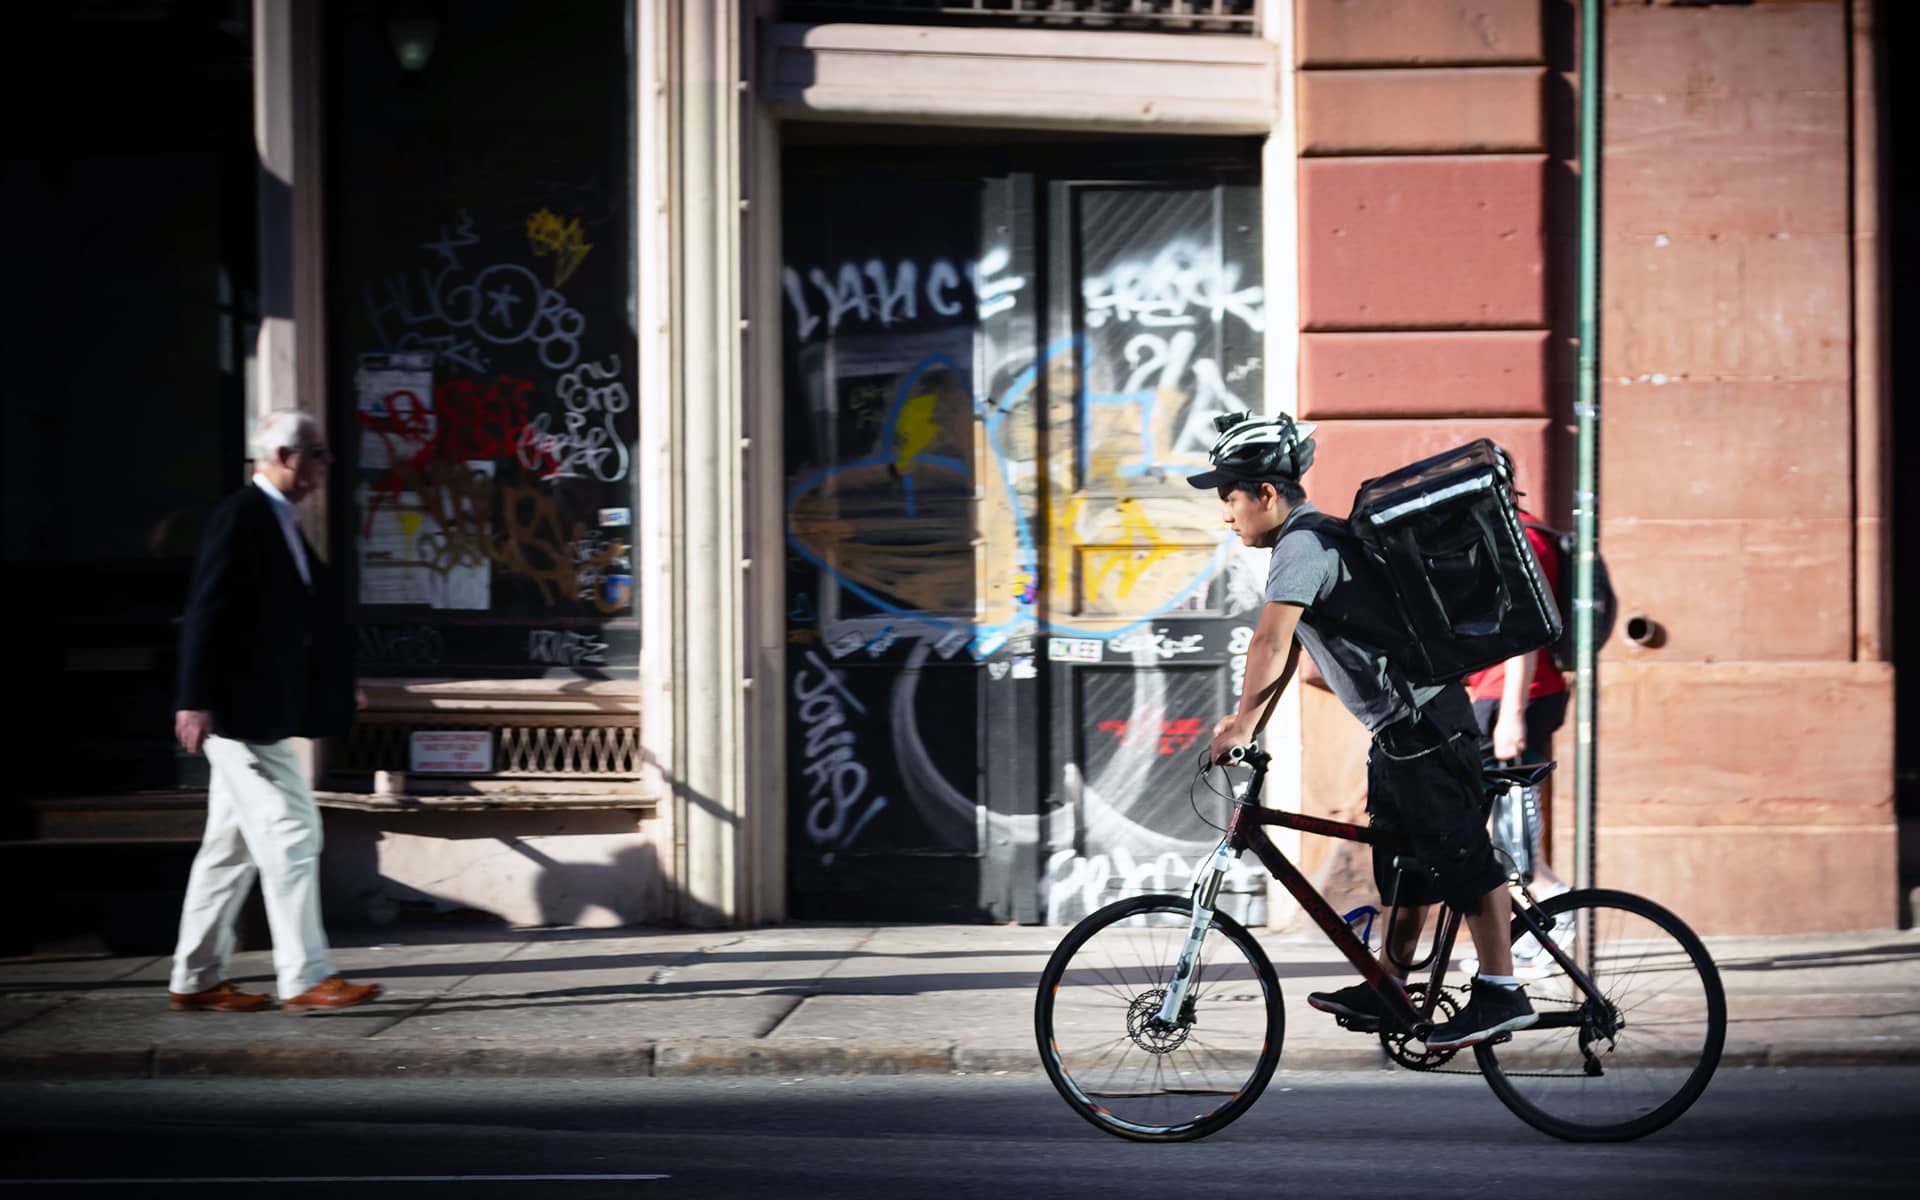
[786,337,1234,658]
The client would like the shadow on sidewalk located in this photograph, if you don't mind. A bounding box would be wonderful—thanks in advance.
[1716,942,1920,972]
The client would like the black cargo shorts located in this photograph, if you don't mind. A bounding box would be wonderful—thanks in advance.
[1366,690,1505,914]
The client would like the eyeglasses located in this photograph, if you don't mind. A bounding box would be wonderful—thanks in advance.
[297,444,335,464]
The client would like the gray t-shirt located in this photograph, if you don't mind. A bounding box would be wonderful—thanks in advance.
[1263,502,1447,733]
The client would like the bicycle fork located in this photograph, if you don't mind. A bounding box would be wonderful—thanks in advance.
[1154,839,1237,1029]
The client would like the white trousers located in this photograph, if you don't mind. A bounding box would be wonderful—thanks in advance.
[170,736,335,999]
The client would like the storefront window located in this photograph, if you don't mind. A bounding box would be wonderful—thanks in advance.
[326,0,637,680]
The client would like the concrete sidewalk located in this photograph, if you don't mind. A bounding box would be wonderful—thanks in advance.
[2,922,1915,1079]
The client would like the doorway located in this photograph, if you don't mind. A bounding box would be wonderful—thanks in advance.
[779,134,1270,923]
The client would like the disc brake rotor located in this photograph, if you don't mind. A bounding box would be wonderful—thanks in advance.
[1126,988,1193,1054]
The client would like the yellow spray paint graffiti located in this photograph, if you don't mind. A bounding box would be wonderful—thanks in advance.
[526,208,593,287]
[893,391,941,472]
[1080,498,1180,605]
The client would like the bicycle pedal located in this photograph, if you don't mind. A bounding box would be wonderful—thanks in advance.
[1487,1031,1513,1046]
[1334,1015,1382,1033]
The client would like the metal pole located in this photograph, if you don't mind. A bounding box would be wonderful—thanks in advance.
[1572,0,1603,898]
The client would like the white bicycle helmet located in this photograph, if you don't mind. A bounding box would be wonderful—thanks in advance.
[1186,411,1317,489]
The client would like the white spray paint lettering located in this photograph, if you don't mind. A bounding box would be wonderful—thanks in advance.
[517,354,631,482]
[1229,624,1253,696]
[1045,846,1266,927]
[365,211,586,369]
[527,629,608,667]
[1109,628,1206,660]
[792,649,888,857]
[1082,240,1264,334]
[781,249,1025,341]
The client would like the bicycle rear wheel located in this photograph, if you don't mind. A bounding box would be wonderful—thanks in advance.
[1477,887,1725,1141]
[1036,893,1284,1142]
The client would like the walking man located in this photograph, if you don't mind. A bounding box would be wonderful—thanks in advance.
[168,411,381,1013]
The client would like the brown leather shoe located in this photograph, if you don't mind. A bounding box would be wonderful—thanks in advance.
[282,975,382,1012]
[168,981,272,1013]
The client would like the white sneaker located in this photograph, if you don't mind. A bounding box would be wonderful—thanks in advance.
[1457,913,1575,981]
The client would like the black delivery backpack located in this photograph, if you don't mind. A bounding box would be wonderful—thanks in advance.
[1346,439,1562,687]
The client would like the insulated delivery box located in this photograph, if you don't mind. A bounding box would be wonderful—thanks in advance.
[1348,440,1561,688]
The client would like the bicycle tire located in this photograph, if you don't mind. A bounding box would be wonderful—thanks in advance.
[1036,893,1285,1142]
[1476,887,1726,1141]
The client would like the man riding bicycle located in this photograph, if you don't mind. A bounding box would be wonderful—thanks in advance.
[1191,411,1536,1051]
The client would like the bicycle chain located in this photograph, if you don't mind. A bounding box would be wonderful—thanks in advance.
[1402,999,1600,1079]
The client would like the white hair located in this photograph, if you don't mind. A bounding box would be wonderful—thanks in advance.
[252,410,319,462]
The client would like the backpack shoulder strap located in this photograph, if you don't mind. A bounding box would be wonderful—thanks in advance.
[1281,509,1428,712]
[1287,509,1358,545]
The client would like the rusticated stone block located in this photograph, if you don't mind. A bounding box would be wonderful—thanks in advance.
[1606,2,1846,98]
[1301,157,1547,330]
[1297,0,1543,67]
[1299,646,1898,937]
[1593,660,1892,829]
[1597,380,1849,522]
[1301,331,1550,418]
[1598,518,1853,662]
[1298,417,1551,517]
[1606,91,1848,238]
[1299,68,1545,155]
[1600,232,1850,381]
[1596,824,1896,937]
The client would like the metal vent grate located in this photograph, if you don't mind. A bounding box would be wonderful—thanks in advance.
[780,0,1258,34]
[335,719,640,778]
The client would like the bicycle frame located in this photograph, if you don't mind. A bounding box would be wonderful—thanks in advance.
[1155,748,1610,1041]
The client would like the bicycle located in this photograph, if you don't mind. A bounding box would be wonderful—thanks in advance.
[1035,743,1726,1143]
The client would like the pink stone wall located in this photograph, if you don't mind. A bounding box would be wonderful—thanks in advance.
[1289,0,1894,933]
[1587,1,1893,931]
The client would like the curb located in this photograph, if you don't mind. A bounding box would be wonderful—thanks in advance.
[654,1038,952,1076]
[3,1038,1917,1080]
[0,1042,154,1079]
[155,1040,658,1078]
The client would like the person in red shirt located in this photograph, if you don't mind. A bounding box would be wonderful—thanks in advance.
[1459,514,1572,976]
[1466,515,1568,769]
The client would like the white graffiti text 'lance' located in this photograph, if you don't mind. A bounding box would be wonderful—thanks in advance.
[782,248,1026,341]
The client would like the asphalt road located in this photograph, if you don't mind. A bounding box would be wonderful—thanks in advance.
[0,1067,1914,1198]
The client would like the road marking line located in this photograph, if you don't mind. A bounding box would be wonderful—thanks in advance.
[0,1176,670,1186]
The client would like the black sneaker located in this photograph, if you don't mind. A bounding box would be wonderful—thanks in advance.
[1306,981,1389,1032]
[1424,977,1538,1050]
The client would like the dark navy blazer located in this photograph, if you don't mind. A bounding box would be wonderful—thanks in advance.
[174,483,355,741]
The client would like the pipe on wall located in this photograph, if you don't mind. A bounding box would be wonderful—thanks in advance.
[1572,0,1603,897]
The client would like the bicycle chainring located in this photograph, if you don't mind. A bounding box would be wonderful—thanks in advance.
[1379,984,1462,1071]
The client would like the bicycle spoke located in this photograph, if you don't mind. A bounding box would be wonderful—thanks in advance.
[1038,896,1282,1140]
[1479,890,1725,1141]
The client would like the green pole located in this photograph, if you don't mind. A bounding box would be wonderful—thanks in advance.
[1573,0,1603,898]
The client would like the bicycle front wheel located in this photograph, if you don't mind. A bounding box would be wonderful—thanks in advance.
[1036,893,1284,1142]
[1477,887,1726,1141]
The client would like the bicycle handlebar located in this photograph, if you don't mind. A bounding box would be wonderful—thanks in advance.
[1216,740,1271,771]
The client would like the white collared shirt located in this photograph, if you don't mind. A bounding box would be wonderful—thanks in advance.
[252,474,312,587]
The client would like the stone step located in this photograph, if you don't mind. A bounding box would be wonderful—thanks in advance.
[30,792,207,842]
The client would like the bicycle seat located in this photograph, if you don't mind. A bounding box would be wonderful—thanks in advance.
[1484,761,1555,788]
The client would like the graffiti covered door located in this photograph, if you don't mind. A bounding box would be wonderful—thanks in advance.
[782,150,1264,922]
[1037,183,1270,926]
[782,170,990,919]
